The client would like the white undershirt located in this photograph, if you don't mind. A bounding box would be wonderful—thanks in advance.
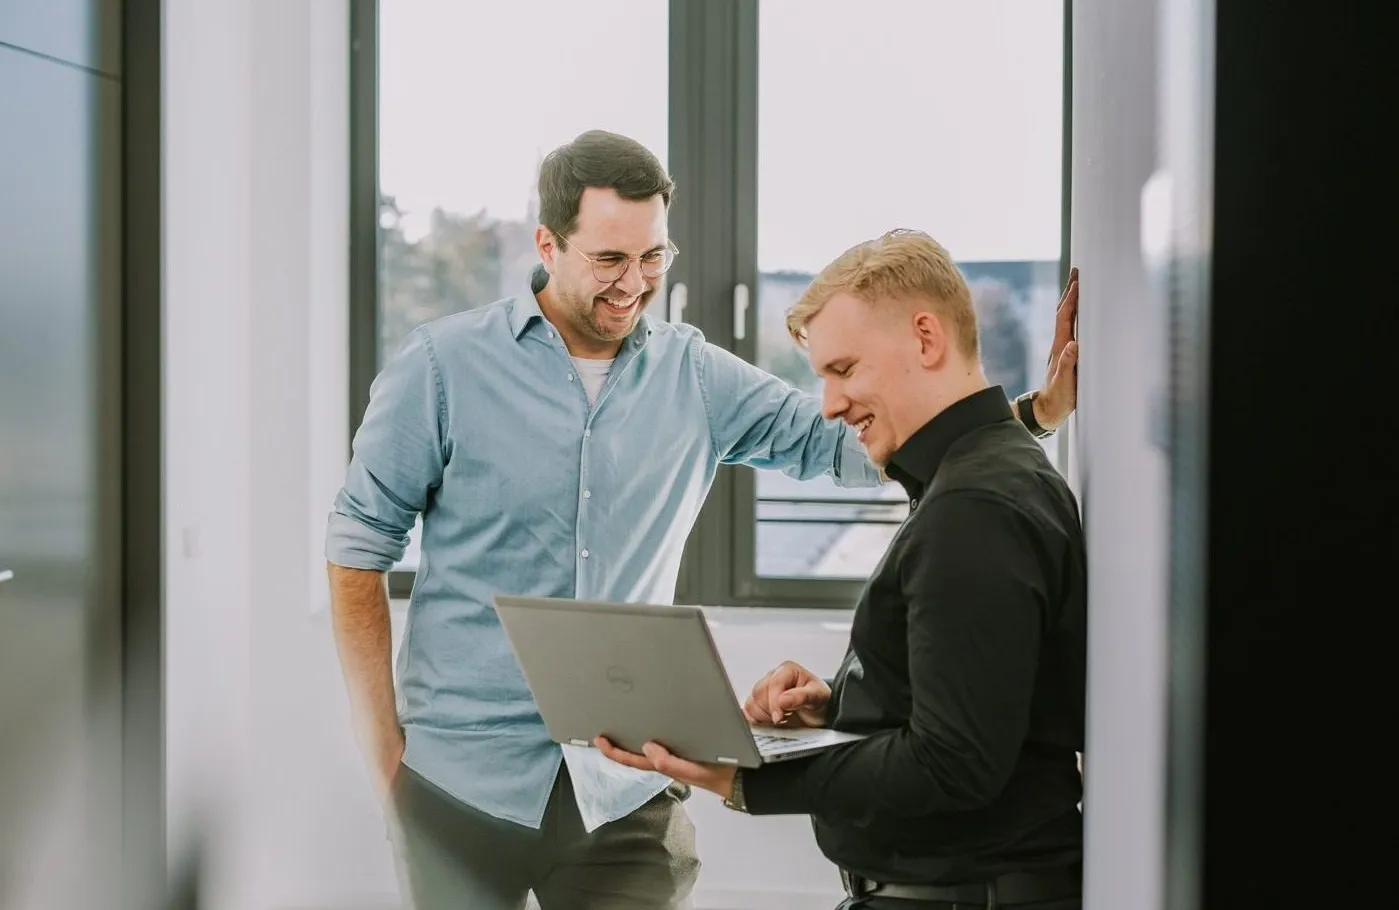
[571,356,614,406]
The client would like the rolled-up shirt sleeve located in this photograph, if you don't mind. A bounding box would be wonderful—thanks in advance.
[326,326,448,571]
[695,336,882,488]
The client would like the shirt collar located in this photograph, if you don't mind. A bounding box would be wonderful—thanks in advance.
[885,386,1014,497]
[507,263,655,347]
[506,265,550,340]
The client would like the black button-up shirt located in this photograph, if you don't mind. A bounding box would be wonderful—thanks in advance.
[743,387,1087,884]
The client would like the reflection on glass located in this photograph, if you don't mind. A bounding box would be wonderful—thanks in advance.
[377,0,669,572]
[754,0,1065,579]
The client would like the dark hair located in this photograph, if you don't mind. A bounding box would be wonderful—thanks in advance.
[537,130,674,243]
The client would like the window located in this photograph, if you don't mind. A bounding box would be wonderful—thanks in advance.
[745,1,1066,583]
[351,0,1069,605]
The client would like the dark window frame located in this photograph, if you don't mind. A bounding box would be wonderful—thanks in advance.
[347,0,1072,606]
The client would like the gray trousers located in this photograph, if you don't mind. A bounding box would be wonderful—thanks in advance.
[388,762,700,910]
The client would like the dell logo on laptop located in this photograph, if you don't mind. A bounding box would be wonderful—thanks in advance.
[605,666,633,692]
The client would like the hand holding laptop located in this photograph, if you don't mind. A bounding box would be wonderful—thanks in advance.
[595,735,740,801]
[597,659,835,801]
[742,660,831,729]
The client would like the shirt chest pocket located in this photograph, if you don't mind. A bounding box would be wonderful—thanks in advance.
[442,418,589,533]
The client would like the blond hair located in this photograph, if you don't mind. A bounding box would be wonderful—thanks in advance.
[786,229,978,357]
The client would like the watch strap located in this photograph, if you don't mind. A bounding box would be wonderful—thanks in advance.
[723,768,749,813]
[1015,391,1055,439]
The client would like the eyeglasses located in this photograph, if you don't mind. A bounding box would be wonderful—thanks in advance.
[558,235,679,284]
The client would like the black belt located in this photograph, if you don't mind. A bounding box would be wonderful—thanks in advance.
[840,865,1081,906]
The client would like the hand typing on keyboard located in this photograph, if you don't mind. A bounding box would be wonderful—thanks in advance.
[743,660,831,729]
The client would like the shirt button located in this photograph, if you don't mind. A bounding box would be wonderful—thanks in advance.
[567,373,575,382]
[583,490,592,499]
[580,549,590,559]
[584,429,592,438]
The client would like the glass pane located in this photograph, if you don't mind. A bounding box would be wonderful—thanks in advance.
[755,0,1064,579]
[378,0,669,573]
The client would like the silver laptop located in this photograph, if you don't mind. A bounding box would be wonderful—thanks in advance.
[493,595,866,768]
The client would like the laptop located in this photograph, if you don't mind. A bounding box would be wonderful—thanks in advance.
[493,594,867,768]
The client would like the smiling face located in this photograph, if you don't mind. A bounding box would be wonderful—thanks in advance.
[536,187,668,358]
[805,291,949,467]
[793,230,985,467]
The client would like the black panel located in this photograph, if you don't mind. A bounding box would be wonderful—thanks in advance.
[1196,2,1397,906]
[122,0,165,905]
[670,0,748,608]
[0,0,121,78]
[348,0,378,446]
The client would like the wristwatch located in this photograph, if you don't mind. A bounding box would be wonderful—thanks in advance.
[1015,390,1056,439]
[722,768,749,813]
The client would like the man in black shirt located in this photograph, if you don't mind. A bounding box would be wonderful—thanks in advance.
[600,229,1086,909]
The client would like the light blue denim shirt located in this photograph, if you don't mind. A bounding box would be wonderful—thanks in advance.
[326,269,880,832]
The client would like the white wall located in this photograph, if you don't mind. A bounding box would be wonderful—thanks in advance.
[1071,1,1171,909]
[163,0,254,904]
[164,2,853,908]
[165,1,382,908]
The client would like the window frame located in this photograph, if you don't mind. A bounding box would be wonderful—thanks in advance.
[347,0,1072,606]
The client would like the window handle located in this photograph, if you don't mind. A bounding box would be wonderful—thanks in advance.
[668,281,688,323]
[733,283,750,341]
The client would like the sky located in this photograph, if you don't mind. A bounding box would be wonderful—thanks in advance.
[379,0,1065,271]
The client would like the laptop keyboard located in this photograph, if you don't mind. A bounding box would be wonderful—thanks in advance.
[753,732,807,755]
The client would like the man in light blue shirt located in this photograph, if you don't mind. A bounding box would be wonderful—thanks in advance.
[325,130,1078,910]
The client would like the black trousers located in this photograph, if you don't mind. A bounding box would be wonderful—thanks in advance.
[388,761,700,910]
